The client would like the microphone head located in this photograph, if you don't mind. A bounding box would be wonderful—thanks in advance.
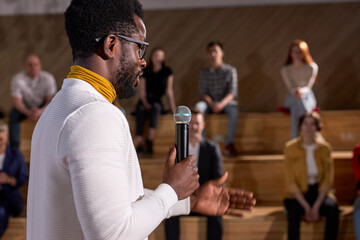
[173,106,191,124]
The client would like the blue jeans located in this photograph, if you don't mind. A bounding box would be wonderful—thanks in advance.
[0,193,11,237]
[284,90,316,139]
[9,108,27,149]
[354,196,360,240]
[195,101,238,145]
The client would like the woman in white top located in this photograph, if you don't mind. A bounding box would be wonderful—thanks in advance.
[283,112,339,240]
[281,39,318,139]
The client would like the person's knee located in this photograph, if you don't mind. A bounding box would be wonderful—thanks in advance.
[152,103,162,113]
[195,101,208,112]
[324,207,340,219]
[224,105,238,116]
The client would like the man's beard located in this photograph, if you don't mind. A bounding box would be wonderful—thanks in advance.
[110,48,141,99]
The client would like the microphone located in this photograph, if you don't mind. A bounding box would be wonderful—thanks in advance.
[173,106,191,163]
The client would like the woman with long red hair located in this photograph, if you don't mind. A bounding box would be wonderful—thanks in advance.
[281,39,318,139]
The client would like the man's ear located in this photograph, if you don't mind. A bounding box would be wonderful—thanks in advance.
[100,35,118,59]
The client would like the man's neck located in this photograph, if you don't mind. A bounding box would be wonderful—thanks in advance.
[74,56,111,81]
[210,61,223,70]
[28,74,39,80]
[189,136,202,147]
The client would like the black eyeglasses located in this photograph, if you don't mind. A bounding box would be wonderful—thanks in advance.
[95,34,149,60]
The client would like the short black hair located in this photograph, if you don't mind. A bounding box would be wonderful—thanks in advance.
[65,0,144,59]
[206,41,224,51]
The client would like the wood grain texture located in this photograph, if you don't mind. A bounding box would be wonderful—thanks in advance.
[0,3,359,115]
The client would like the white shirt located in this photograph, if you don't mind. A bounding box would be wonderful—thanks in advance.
[0,153,4,191]
[0,153,5,170]
[303,143,318,185]
[281,62,318,94]
[11,71,57,108]
[189,141,200,167]
[27,78,189,240]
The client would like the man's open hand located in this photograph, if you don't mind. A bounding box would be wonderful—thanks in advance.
[191,172,256,217]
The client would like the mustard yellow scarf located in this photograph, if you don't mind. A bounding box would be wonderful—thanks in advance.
[67,65,116,103]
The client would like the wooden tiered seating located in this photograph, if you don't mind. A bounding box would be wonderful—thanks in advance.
[140,152,355,205]
[6,111,359,239]
[148,206,355,240]
[129,110,360,154]
[2,217,26,240]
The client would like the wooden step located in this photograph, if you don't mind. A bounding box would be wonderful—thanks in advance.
[4,207,354,240]
[129,110,360,155]
[148,206,355,240]
[18,110,360,162]
[139,151,356,205]
[2,217,26,240]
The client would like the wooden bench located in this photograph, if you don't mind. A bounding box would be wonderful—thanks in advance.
[148,206,355,240]
[2,217,26,240]
[140,151,356,205]
[10,111,359,239]
[128,110,360,155]
[3,207,355,240]
[18,110,360,160]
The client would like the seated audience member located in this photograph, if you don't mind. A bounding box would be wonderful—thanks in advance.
[9,54,57,149]
[283,112,339,240]
[195,41,239,156]
[352,144,360,240]
[165,108,224,240]
[281,39,318,139]
[0,121,28,237]
[135,48,176,154]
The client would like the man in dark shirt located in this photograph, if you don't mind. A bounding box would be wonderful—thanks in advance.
[165,108,224,240]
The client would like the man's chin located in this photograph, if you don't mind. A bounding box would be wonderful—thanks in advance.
[117,88,137,99]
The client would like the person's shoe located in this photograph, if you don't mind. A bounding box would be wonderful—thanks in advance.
[224,143,239,157]
[145,140,153,155]
[136,145,145,154]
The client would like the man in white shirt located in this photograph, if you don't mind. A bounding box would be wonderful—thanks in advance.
[9,54,57,149]
[27,1,256,239]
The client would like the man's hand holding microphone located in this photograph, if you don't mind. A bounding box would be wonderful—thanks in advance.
[162,106,256,216]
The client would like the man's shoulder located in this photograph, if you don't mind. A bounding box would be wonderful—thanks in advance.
[221,63,237,72]
[39,71,55,81]
[12,71,27,82]
[201,138,219,150]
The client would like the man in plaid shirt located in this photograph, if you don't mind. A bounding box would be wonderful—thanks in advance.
[196,41,239,156]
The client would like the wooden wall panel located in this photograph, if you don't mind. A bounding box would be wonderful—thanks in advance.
[0,3,359,116]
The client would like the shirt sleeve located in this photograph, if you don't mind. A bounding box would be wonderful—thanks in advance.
[228,67,238,97]
[11,73,23,98]
[283,146,301,194]
[58,103,181,240]
[352,145,360,186]
[199,70,208,97]
[318,145,333,193]
[281,66,294,93]
[212,142,224,179]
[44,72,57,96]
[145,188,191,218]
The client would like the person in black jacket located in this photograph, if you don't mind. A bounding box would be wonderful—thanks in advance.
[165,108,224,240]
[0,120,28,237]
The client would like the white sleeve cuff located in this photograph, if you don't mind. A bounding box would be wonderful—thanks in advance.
[146,184,191,219]
[152,183,178,215]
[165,197,190,218]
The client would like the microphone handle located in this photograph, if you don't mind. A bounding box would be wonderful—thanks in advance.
[175,123,189,163]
